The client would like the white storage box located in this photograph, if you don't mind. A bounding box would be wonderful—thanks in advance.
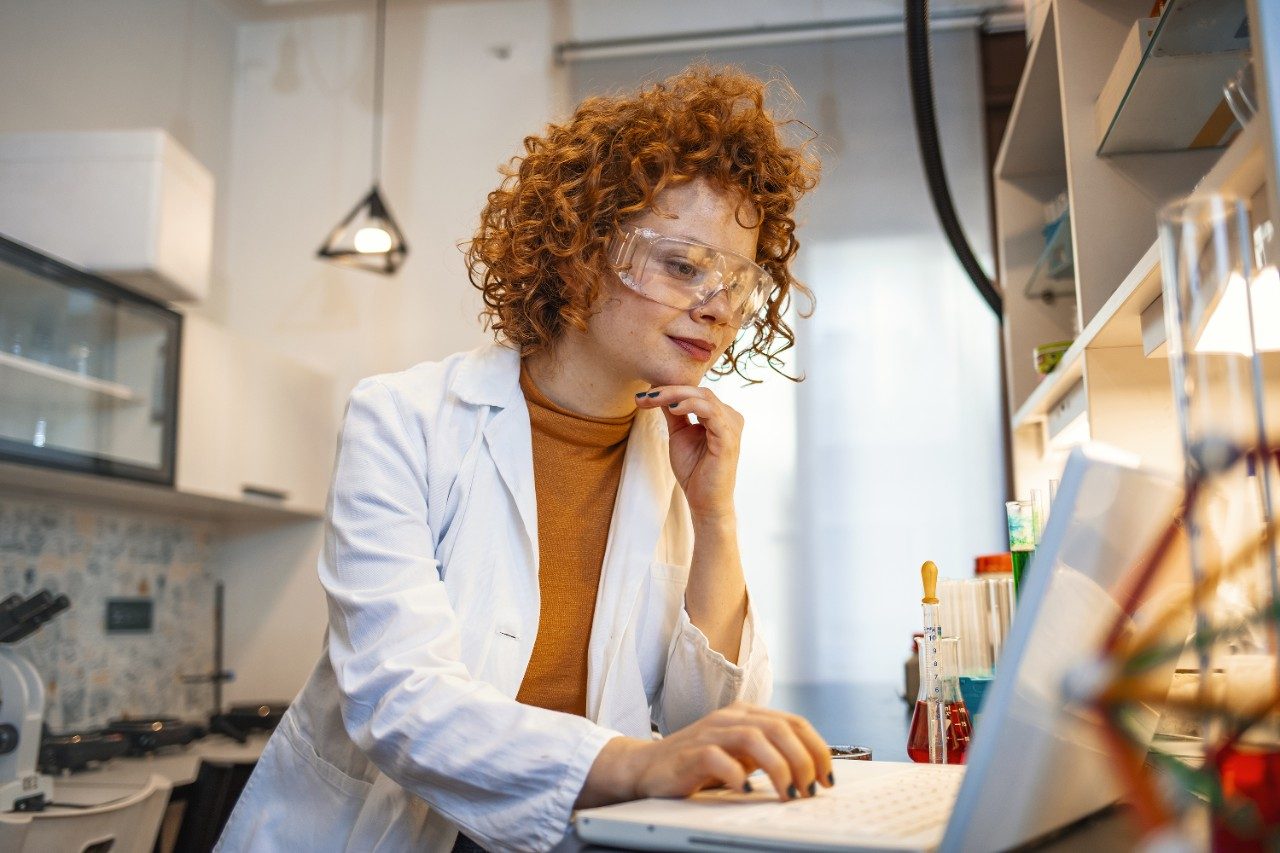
[0,130,214,303]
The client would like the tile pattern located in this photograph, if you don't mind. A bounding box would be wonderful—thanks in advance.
[0,497,216,731]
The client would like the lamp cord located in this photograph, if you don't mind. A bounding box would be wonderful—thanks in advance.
[372,0,386,184]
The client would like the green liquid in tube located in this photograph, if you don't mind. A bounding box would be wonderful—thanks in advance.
[1011,548,1034,596]
[1005,498,1038,599]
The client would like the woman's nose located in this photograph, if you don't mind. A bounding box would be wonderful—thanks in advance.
[693,287,733,324]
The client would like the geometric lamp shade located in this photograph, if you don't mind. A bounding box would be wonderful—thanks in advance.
[316,184,408,275]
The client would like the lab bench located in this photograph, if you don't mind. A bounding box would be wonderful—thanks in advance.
[51,732,269,789]
[46,731,269,853]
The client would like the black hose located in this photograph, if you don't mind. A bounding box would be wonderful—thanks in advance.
[905,0,1003,317]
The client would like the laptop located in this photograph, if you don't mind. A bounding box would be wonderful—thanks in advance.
[575,445,1189,852]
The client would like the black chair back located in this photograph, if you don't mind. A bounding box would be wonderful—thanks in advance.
[170,760,254,853]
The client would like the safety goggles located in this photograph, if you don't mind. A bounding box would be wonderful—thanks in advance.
[606,225,774,328]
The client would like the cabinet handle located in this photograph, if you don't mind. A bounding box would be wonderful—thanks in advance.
[241,484,289,502]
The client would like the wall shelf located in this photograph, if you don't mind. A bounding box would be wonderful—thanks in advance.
[0,459,322,525]
[1022,214,1075,302]
[1011,337,1085,429]
[1009,121,1265,426]
[0,350,140,404]
[1096,0,1250,156]
[997,0,1276,496]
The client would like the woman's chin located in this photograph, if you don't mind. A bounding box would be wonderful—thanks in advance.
[645,365,707,388]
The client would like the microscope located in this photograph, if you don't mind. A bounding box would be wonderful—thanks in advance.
[0,590,69,812]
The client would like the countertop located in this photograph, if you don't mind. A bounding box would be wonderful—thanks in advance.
[48,731,270,793]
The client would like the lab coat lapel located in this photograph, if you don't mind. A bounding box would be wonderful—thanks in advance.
[454,344,539,565]
[587,409,674,725]
[482,393,538,565]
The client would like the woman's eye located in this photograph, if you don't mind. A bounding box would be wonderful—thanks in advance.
[663,258,699,279]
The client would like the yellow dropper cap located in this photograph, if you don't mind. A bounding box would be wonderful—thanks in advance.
[921,560,939,605]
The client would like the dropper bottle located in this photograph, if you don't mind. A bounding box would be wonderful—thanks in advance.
[919,561,946,763]
[906,560,973,764]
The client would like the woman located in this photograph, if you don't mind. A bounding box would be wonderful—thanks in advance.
[217,65,827,853]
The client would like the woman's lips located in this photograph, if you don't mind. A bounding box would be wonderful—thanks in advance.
[668,336,715,361]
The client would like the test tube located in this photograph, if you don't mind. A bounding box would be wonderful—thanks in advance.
[1005,499,1037,597]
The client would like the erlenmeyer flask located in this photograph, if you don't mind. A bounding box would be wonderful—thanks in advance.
[907,636,972,764]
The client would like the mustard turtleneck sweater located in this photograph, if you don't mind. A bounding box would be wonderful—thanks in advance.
[514,361,637,716]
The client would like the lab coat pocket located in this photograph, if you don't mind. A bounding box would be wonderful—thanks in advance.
[638,561,690,702]
[284,715,373,799]
[218,717,371,852]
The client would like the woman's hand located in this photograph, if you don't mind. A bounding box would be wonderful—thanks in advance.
[635,385,743,521]
[576,702,834,809]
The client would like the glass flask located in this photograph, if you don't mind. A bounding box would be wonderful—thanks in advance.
[907,636,972,764]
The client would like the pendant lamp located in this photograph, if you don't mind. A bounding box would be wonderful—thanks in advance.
[317,0,408,275]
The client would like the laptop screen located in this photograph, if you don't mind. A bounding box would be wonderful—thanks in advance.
[943,446,1188,851]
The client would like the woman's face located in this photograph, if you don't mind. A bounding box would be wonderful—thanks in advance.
[585,177,761,389]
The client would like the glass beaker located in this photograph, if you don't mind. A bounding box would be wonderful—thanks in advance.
[907,636,972,764]
[1223,61,1258,128]
[1159,193,1280,701]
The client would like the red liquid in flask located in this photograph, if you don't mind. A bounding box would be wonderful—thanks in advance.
[907,700,971,764]
[1210,743,1280,852]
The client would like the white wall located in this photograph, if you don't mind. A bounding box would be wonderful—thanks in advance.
[0,0,240,321]
[224,0,563,397]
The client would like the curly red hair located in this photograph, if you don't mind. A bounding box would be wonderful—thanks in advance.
[466,64,820,382]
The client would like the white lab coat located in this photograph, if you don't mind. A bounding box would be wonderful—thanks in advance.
[215,342,771,853]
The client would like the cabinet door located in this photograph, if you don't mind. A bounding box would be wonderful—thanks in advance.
[175,314,239,502]
[236,337,335,516]
[0,236,180,484]
[176,315,334,516]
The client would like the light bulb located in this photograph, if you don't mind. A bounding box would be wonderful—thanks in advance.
[353,226,393,254]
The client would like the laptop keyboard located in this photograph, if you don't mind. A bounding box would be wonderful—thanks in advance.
[692,764,965,842]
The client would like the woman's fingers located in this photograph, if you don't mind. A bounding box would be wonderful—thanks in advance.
[781,713,836,788]
[716,726,798,801]
[704,704,832,794]
[637,387,740,453]
[689,744,750,795]
[743,715,819,796]
[629,706,833,804]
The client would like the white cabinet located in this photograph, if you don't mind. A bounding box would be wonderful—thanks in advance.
[0,130,214,304]
[176,315,335,518]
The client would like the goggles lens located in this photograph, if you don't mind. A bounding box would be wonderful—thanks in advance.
[607,226,773,328]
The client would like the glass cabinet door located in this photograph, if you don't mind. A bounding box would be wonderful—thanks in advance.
[0,236,180,484]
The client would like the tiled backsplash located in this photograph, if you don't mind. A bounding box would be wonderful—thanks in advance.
[0,497,217,731]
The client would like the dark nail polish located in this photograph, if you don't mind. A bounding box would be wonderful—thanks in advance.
[827,771,835,786]
[742,780,753,793]
[646,391,660,398]
[668,402,679,409]
[635,391,646,398]
[807,781,817,797]
[787,783,799,800]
